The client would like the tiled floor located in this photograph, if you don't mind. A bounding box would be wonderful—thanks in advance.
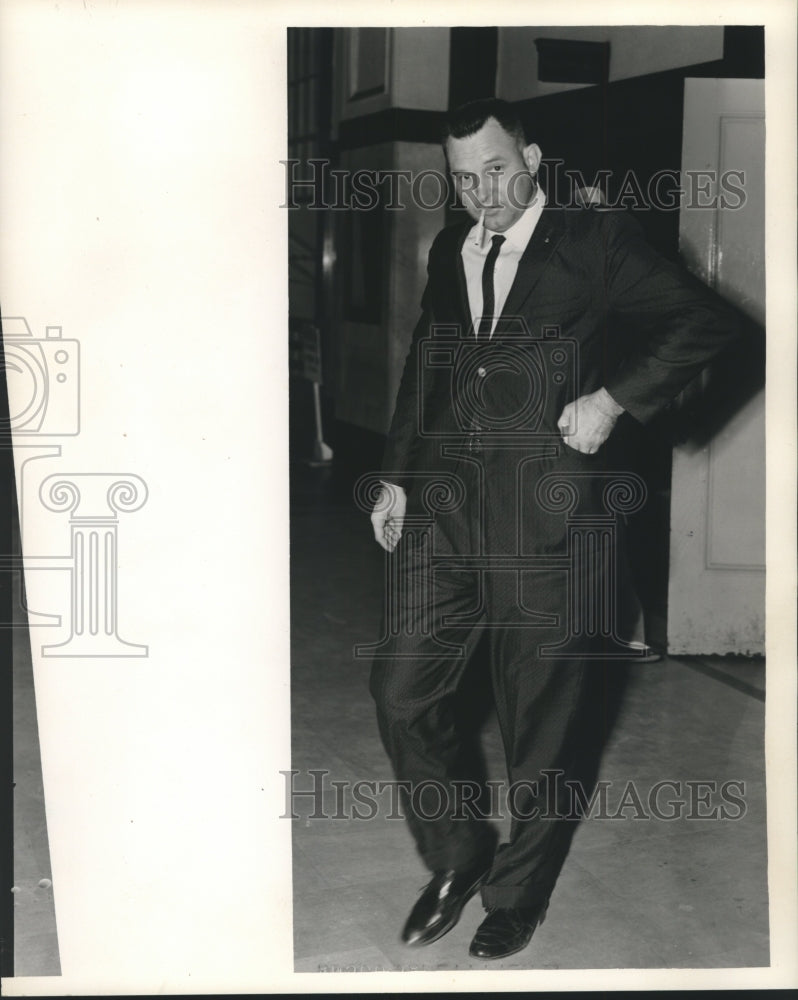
[289,478,768,972]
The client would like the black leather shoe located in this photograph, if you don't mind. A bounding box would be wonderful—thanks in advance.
[468,901,549,959]
[401,861,491,947]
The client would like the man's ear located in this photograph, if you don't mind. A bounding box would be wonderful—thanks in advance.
[522,143,542,175]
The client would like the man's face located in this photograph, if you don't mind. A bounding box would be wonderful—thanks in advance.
[445,117,542,233]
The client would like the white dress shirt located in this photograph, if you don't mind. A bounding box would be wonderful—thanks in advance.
[461,188,546,339]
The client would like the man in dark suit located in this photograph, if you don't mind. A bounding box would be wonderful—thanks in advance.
[368,98,740,960]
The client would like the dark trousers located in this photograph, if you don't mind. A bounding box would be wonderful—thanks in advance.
[369,494,590,910]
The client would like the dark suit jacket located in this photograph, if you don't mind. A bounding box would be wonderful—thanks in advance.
[381,206,740,555]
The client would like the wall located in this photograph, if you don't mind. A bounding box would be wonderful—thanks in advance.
[497,26,724,101]
[333,26,449,129]
[330,27,449,435]
[334,140,446,434]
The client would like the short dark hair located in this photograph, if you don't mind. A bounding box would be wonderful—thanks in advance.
[442,98,526,146]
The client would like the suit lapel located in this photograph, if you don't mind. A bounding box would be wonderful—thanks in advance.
[452,225,472,336]
[499,208,566,326]
[429,222,473,335]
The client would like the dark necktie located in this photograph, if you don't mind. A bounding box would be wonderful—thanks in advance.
[478,234,506,341]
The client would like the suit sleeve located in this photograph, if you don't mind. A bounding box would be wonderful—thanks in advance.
[379,277,434,492]
[600,210,743,425]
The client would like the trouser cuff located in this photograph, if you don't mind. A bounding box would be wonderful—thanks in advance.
[480,881,552,910]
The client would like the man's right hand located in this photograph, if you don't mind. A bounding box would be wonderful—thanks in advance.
[371,481,407,552]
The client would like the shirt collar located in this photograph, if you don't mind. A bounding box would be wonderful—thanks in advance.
[470,186,547,250]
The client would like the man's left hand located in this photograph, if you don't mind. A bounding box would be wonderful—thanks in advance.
[557,387,624,454]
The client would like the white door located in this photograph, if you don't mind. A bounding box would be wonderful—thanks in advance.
[668,78,765,655]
